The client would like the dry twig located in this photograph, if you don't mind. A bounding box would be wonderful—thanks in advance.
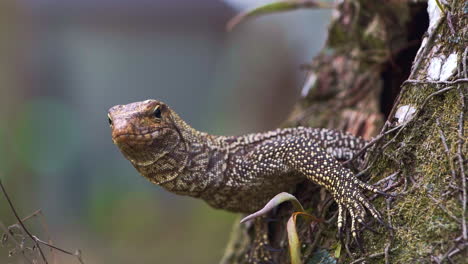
[0,177,84,263]
[0,179,49,263]
[435,118,457,181]
[456,87,466,241]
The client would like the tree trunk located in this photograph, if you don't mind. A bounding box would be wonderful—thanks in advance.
[221,0,467,263]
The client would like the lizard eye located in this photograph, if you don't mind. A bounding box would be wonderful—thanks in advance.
[107,114,113,126]
[153,105,162,119]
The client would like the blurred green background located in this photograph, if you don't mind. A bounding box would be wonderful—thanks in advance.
[0,0,330,263]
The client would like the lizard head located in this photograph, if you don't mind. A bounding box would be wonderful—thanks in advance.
[108,99,182,166]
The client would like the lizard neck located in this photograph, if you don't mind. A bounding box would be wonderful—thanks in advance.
[162,112,228,196]
[135,111,227,196]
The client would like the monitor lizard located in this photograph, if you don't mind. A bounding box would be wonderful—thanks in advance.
[108,99,386,262]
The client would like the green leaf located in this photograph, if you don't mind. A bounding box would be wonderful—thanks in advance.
[334,242,341,258]
[12,98,82,175]
[227,0,334,31]
[240,192,305,223]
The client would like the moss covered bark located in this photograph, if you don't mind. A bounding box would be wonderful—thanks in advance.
[221,0,467,263]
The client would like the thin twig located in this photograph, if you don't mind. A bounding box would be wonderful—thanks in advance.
[427,194,461,224]
[438,241,467,263]
[344,230,353,260]
[403,78,468,85]
[0,179,49,263]
[384,242,391,264]
[0,177,84,263]
[437,244,456,263]
[374,171,400,187]
[17,209,57,263]
[34,236,84,264]
[348,249,395,264]
[463,47,467,79]
[0,221,34,264]
[447,243,467,258]
[304,195,334,256]
[386,198,394,236]
[344,124,403,166]
[435,118,457,181]
[446,12,455,35]
[18,209,43,223]
[456,87,466,240]
[383,198,393,264]
[306,225,324,257]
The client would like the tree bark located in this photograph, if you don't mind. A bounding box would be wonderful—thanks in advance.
[221,0,467,263]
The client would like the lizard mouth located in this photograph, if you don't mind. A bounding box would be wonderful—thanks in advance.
[112,130,159,145]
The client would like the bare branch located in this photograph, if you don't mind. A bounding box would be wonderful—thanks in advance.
[403,78,468,85]
[0,179,48,263]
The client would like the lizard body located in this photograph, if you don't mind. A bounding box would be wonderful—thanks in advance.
[108,99,383,239]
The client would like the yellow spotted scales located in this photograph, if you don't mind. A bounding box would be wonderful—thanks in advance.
[108,99,384,244]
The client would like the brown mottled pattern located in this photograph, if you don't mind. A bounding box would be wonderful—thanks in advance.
[108,99,384,238]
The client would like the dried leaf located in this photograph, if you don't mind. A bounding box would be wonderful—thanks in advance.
[287,212,321,264]
[287,213,302,264]
[240,192,305,223]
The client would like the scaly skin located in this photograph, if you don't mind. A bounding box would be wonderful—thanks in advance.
[108,99,384,246]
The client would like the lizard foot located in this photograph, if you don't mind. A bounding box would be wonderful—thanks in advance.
[336,179,388,252]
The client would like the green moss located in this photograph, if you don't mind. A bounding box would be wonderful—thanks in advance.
[328,23,352,49]
[353,85,465,263]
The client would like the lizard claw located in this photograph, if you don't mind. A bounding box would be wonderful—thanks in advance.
[348,206,365,254]
[333,177,390,253]
[337,204,346,240]
[355,179,397,198]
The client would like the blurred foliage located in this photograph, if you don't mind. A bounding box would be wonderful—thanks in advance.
[88,185,236,263]
[0,126,8,176]
[89,186,162,242]
[10,98,81,176]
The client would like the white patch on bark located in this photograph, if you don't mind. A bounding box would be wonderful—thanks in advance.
[427,0,443,34]
[428,57,443,80]
[395,105,416,125]
[301,73,317,97]
[332,9,341,20]
[439,53,458,81]
[332,0,345,19]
